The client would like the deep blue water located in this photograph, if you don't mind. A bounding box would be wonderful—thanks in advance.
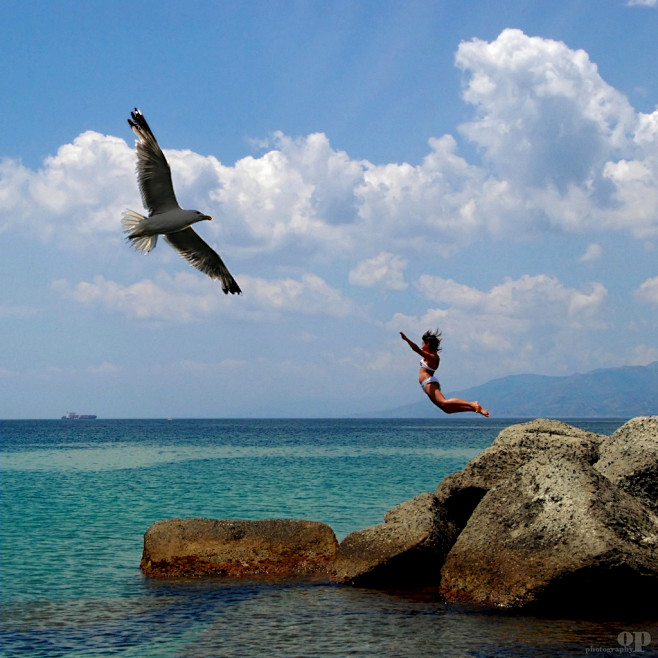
[2,417,656,657]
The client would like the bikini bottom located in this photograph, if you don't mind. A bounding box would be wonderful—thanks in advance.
[420,376,440,390]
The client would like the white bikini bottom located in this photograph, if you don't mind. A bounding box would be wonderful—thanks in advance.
[420,376,440,390]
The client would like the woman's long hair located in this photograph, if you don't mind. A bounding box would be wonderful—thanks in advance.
[422,329,443,352]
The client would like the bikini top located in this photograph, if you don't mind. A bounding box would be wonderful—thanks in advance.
[420,358,437,374]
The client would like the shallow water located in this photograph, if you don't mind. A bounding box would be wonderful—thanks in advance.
[2,417,656,656]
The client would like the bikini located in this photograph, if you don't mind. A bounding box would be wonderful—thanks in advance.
[420,358,441,390]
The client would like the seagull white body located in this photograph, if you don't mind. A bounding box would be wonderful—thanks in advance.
[122,108,241,294]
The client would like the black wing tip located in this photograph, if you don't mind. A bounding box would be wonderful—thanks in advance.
[223,281,242,295]
[127,107,140,128]
[127,108,153,137]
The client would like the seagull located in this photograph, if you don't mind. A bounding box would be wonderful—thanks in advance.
[122,108,241,294]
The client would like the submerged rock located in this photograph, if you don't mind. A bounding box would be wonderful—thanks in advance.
[332,493,459,586]
[141,518,338,579]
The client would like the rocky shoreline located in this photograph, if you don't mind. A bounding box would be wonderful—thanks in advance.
[140,417,658,614]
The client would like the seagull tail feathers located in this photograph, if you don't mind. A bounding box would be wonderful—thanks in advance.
[122,210,158,253]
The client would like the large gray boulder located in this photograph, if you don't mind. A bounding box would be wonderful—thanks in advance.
[595,416,658,513]
[439,455,658,613]
[435,419,605,528]
[141,518,338,579]
[332,493,459,586]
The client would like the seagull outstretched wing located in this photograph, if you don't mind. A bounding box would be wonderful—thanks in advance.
[128,109,180,215]
[165,229,242,294]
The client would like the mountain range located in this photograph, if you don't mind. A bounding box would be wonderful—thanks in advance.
[369,361,658,418]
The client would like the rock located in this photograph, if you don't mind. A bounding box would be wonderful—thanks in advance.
[141,518,338,579]
[595,416,658,513]
[439,455,658,613]
[138,417,658,611]
[332,493,459,586]
[435,419,605,528]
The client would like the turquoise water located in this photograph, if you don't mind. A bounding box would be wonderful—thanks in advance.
[2,417,656,657]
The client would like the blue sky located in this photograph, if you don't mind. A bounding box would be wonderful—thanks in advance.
[1,0,657,418]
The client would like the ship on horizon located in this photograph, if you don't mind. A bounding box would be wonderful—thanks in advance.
[61,411,97,420]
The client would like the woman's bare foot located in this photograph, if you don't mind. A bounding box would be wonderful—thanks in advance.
[474,402,490,417]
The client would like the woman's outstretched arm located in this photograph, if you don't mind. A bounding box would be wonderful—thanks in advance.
[400,332,422,355]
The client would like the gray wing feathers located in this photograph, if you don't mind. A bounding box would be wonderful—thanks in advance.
[128,109,180,215]
[165,229,242,295]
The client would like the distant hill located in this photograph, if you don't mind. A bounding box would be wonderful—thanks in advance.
[369,361,658,418]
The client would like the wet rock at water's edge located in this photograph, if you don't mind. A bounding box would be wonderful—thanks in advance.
[332,493,459,586]
[141,518,338,579]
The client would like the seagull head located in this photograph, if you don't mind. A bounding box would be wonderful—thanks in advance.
[181,209,212,225]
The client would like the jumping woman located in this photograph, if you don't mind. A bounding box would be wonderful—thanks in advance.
[400,329,489,417]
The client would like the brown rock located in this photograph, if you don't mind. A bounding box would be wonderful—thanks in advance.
[439,456,658,613]
[141,518,338,579]
[595,416,658,513]
[333,493,459,587]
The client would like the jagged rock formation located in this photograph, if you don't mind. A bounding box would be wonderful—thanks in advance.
[438,454,658,612]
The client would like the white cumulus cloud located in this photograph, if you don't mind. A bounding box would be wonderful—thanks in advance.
[391,273,610,379]
[1,28,657,266]
[51,271,355,322]
[579,242,603,263]
[238,273,356,318]
[349,251,408,290]
[0,132,135,245]
[634,276,658,305]
[417,273,607,324]
[456,29,635,189]
[455,29,658,239]
[51,272,219,323]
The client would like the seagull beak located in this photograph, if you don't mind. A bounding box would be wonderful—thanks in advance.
[203,215,213,221]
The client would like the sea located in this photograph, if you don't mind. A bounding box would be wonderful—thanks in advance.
[1,417,657,657]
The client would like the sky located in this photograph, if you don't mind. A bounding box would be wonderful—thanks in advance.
[1,0,657,419]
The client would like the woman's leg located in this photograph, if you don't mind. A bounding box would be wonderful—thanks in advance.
[424,382,489,417]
